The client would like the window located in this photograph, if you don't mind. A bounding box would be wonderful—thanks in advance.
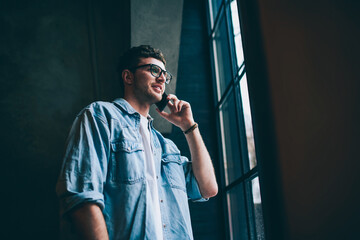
[208,0,265,239]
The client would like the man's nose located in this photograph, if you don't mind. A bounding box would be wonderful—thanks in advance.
[157,72,166,83]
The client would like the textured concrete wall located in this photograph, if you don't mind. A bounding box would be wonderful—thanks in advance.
[131,0,184,133]
[169,0,225,239]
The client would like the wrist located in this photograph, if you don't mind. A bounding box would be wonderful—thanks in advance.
[183,122,198,134]
[180,120,196,132]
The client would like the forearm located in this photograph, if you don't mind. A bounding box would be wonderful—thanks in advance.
[156,94,218,198]
[70,203,109,240]
[184,126,218,198]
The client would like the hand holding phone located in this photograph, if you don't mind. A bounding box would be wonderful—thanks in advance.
[155,92,169,112]
[155,93,195,131]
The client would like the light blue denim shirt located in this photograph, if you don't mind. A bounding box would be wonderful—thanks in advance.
[56,98,206,240]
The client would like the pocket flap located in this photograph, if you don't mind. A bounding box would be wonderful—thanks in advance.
[162,154,186,164]
[111,140,143,153]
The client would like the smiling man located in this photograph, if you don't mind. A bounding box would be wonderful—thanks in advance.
[56,45,218,240]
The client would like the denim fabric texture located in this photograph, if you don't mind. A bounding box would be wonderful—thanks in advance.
[56,98,206,240]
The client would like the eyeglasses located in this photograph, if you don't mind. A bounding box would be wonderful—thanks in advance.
[131,64,172,84]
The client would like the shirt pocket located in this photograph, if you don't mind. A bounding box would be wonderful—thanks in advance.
[161,154,187,192]
[110,140,145,184]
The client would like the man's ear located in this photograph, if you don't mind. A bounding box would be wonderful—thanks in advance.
[122,69,134,85]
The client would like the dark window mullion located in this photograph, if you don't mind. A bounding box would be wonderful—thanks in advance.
[225,166,258,191]
[236,65,246,83]
[214,36,246,112]
[206,0,214,39]
[236,61,245,77]
[210,11,233,100]
[235,81,251,173]
[208,0,232,192]
[245,178,257,240]
[220,87,247,239]
[209,1,225,38]
[238,90,260,239]
[208,1,265,239]
[214,109,232,240]
[215,81,233,111]
[208,2,235,85]
[234,62,261,240]
[218,87,245,184]
[208,20,234,240]
[223,1,238,81]
[225,3,254,239]
[246,173,264,240]
[225,168,259,240]
[235,73,258,239]
[207,2,232,237]
[208,35,221,109]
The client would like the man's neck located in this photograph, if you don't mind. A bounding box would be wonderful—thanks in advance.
[123,96,151,117]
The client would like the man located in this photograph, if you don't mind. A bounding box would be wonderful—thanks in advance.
[56,45,218,240]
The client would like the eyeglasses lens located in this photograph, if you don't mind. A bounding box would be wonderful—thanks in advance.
[150,65,172,83]
[150,65,160,77]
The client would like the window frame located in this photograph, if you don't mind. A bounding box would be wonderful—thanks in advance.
[207,0,266,239]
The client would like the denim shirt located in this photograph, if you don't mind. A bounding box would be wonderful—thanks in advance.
[56,98,206,240]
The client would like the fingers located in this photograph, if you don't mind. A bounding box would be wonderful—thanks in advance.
[166,94,188,112]
[166,94,178,112]
[178,100,184,111]
[156,94,194,129]
[156,108,171,119]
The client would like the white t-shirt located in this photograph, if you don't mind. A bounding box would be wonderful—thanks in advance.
[139,115,163,239]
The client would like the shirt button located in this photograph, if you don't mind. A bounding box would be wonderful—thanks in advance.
[163,224,166,228]
[156,176,159,179]
[160,199,163,203]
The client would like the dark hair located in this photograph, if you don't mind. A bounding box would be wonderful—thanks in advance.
[117,45,166,96]
[118,45,166,74]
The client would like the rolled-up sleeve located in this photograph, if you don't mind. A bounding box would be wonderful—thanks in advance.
[56,107,110,216]
[183,157,209,202]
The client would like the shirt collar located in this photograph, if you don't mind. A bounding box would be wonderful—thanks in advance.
[113,98,154,121]
[113,98,138,115]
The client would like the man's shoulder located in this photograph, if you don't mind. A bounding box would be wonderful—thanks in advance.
[77,100,124,121]
[87,101,116,111]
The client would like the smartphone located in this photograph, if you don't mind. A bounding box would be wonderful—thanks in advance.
[155,92,169,112]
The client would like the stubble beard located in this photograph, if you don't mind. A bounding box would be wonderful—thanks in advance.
[133,82,162,105]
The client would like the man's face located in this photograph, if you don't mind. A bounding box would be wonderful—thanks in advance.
[132,57,167,104]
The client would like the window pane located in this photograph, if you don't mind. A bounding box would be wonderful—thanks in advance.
[230,0,244,69]
[210,0,223,24]
[251,177,265,240]
[220,91,242,185]
[239,74,257,169]
[213,15,232,100]
[227,184,249,240]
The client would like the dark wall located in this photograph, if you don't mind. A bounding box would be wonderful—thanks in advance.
[167,0,225,239]
[0,0,129,238]
[240,0,360,239]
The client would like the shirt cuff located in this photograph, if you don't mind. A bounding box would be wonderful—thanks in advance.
[59,191,105,217]
[187,174,209,202]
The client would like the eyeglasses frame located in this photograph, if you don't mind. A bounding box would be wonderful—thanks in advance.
[130,64,172,84]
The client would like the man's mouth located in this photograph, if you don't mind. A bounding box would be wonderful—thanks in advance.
[152,85,163,93]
